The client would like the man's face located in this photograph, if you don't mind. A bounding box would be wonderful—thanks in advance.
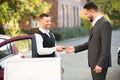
[84,9,94,22]
[40,17,51,29]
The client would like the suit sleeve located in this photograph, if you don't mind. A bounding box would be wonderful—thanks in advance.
[74,42,88,53]
[97,21,112,67]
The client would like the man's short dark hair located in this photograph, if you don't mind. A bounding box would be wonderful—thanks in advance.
[39,13,50,19]
[84,2,98,11]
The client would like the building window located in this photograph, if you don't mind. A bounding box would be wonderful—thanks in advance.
[66,5,69,27]
[31,16,39,28]
[62,4,65,28]
[77,7,79,27]
[73,6,76,27]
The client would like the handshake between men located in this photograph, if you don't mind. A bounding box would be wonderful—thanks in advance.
[56,46,75,54]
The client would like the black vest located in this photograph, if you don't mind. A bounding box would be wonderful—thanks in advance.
[36,30,55,57]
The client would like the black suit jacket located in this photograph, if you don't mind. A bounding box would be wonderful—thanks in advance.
[74,17,112,68]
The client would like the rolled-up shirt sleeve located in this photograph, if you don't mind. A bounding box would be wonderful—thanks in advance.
[35,34,56,55]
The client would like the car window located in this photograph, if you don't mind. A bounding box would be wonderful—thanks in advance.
[0,43,12,59]
[0,36,33,60]
[12,39,32,58]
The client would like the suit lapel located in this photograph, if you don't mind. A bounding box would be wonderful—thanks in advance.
[89,17,104,41]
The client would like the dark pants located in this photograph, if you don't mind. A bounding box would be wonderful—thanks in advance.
[91,68,108,80]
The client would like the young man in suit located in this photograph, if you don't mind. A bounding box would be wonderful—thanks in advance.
[66,2,112,80]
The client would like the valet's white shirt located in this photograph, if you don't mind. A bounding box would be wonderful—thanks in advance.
[35,28,56,55]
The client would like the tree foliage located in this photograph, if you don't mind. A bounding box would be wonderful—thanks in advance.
[91,0,120,28]
[0,0,51,36]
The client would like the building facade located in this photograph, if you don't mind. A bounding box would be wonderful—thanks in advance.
[45,0,87,28]
[58,0,80,28]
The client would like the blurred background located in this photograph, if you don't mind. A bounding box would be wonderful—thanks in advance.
[0,0,119,40]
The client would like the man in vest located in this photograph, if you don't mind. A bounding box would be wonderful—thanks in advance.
[34,13,64,57]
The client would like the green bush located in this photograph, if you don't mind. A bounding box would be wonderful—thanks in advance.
[81,18,92,30]
[0,28,5,34]
[22,27,89,41]
[22,29,38,34]
[51,27,89,41]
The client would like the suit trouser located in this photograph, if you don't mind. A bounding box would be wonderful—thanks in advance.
[91,68,108,80]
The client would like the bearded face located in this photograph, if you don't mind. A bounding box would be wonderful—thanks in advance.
[88,15,94,22]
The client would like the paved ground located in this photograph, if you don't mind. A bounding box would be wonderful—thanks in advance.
[57,29,120,80]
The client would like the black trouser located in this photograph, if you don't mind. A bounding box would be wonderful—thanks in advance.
[91,68,108,80]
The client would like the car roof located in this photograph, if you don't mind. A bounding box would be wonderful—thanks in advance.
[0,34,10,39]
[0,35,35,47]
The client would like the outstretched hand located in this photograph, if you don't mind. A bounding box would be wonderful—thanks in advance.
[65,46,75,54]
[56,46,65,52]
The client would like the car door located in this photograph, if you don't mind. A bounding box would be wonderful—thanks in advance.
[0,35,35,80]
[0,38,14,80]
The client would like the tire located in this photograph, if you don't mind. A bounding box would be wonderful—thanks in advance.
[118,50,120,65]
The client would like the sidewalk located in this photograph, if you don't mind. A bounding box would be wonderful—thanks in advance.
[57,30,120,80]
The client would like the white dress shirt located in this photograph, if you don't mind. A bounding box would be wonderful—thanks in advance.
[92,15,103,27]
[35,28,56,55]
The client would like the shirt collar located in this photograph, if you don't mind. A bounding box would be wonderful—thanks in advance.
[92,15,103,26]
[39,28,50,34]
